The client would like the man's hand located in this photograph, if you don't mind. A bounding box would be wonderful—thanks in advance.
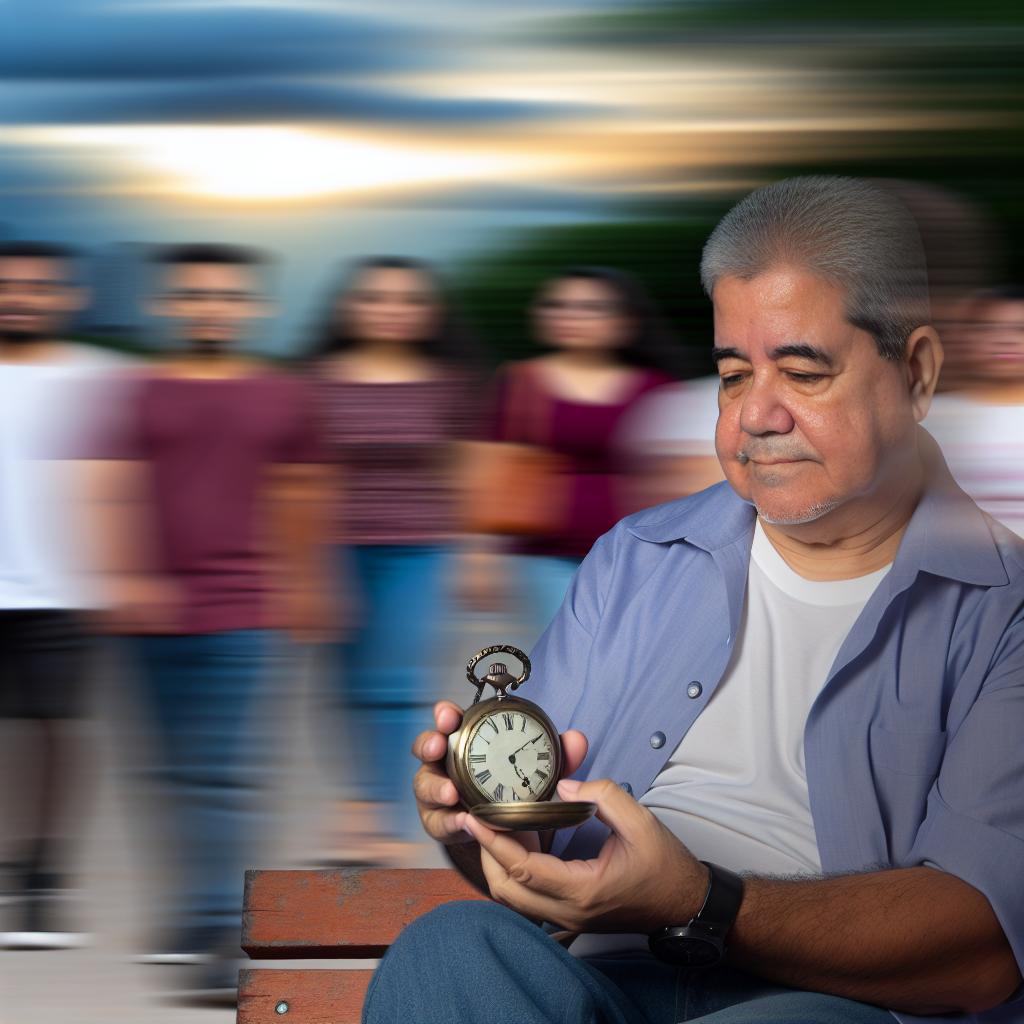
[412,701,588,847]
[460,777,710,934]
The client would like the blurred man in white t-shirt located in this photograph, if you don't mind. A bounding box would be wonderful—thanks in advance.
[0,242,121,949]
[927,286,1024,537]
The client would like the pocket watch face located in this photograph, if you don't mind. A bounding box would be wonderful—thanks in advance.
[464,707,557,804]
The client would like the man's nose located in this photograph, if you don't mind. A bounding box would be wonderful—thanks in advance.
[194,296,234,320]
[738,376,795,436]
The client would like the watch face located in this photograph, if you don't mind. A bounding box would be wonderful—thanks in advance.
[652,933,723,968]
[464,708,557,804]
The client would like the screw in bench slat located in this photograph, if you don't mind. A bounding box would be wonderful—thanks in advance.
[275,1001,289,1014]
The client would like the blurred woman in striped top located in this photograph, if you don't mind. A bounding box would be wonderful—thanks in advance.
[310,256,482,866]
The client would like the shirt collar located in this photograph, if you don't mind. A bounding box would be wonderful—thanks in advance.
[624,429,1011,588]
[624,480,753,551]
[888,429,1009,588]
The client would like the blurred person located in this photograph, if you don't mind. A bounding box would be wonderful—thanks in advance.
[90,244,326,993]
[368,175,1024,1024]
[927,286,1024,536]
[0,241,116,949]
[877,181,1000,392]
[461,267,680,643]
[309,256,482,866]
[617,373,725,509]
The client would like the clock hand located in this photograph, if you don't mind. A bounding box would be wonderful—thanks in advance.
[510,733,544,758]
[509,758,533,790]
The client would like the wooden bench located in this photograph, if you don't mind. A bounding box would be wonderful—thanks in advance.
[238,868,484,1023]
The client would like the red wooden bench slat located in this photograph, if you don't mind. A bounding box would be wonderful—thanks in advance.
[241,867,484,959]
[237,968,371,1024]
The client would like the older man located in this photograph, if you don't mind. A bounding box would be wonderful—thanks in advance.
[367,178,1024,1024]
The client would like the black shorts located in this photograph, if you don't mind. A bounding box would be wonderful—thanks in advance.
[0,611,94,720]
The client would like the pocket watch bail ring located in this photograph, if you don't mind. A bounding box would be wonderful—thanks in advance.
[466,644,532,698]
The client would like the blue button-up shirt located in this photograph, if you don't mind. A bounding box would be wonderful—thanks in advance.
[527,441,1024,1024]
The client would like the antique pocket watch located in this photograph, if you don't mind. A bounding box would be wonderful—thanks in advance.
[446,644,596,831]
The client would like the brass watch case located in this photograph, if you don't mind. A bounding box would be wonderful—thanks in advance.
[447,644,596,831]
[447,692,564,809]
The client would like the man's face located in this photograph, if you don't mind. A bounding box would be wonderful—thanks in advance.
[156,262,264,351]
[0,257,81,343]
[712,266,923,528]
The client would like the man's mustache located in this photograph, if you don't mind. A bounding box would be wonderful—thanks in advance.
[736,442,815,464]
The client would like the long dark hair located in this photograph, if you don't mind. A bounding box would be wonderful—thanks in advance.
[535,266,686,379]
[311,256,481,368]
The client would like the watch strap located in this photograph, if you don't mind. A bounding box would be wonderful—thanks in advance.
[647,861,745,967]
[691,860,744,937]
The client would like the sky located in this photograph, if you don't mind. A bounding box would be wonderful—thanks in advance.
[1,0,1018,351]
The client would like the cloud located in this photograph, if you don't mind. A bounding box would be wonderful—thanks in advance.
[0,78,584,127]
[0,3,431,80]
[0,3,592,128]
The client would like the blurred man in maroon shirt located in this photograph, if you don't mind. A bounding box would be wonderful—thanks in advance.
[93,244,326,995]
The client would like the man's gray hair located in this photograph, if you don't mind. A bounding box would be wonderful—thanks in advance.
[700,176,930,360]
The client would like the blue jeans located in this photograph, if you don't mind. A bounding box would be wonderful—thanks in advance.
[329,545,450,839]
[131,629,273,933]
[363,902,895,1024]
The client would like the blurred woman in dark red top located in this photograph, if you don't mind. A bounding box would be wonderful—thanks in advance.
[462,267,683,643]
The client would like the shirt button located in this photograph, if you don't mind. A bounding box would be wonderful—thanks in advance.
[650,731,666,749]
[619,782,633,795]
[687,681,703,699]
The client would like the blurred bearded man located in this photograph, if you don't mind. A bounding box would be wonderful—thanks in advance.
[91,244,326,997]
[0,242,122,950]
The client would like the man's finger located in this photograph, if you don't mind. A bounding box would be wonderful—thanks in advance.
[476,847,561,923]
[463,814,578,901]
[412,729,449,764]
[557,777,646,844]
[423,807,472,845]
[413,765,459,808]
[560,729,589,777]
[433,700,463,734]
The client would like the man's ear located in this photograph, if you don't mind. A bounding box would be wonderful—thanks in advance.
[904,326,944,423]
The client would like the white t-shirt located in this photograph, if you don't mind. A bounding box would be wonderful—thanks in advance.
[925,396,1024,538]
[0,345,128,610]
[572,521,891,958]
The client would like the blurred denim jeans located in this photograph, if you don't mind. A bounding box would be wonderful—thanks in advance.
[329,544,450,841]
[131,628,273,934]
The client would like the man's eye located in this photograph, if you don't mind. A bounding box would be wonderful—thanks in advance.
[719,374,745,387]
[787,372,823,383]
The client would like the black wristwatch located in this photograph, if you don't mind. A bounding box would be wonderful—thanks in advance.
[648,861,744,968]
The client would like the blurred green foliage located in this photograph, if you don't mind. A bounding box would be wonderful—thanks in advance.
[456,1,1023,372]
